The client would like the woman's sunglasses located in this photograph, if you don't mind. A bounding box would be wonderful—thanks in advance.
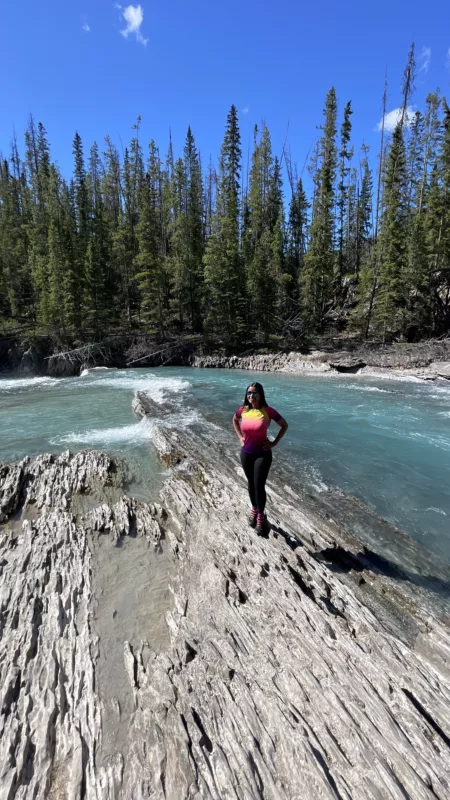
[247,391,260,397]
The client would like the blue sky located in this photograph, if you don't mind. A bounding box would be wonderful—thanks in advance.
[1,0,449,184]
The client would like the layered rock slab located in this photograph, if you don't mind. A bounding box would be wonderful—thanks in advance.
[127,392,450,800]
[1,407,450,798]
[0,451,167,799]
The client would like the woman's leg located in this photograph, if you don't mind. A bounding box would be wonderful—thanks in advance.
[240,451,257,508]
[253,451,273,514]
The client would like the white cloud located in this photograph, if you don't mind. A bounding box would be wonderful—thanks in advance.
[82,23,91,33]
[447,47,450,70]
[120,4,148,46]
[418,46,431,73]
[376,106,416,133]
[241,107,249,115]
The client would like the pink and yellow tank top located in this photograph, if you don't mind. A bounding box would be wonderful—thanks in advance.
[236,405,281,454]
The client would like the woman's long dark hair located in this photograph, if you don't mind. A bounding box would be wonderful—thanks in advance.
[243,381,268,409]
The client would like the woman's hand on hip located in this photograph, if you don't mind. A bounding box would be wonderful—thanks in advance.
[262,441,275,450]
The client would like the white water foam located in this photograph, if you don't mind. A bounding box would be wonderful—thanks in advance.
[0,376,59,392]
[75,372,191,403]
[50,406,203,449]
[409,431,450,451]
[50,417,157,447]
[80,366,114,376]
[428,387,450,400]
[426,507,447,516]
[307,466,329,493]
[356,386,394,394]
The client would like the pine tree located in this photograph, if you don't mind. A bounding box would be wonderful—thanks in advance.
[46,164,67,330]
[426,100,450,333]
[418,93,441,213]
[375,123,409,339]
[24,120,51,323]
[85,142,113,333]
[0,156,29,321]
[245,124,276,337]
[404,111,430,336]
[400,43,416,128]
[352,148,375,337]
[183,127,204,331]
[244,125,287,338]
[203,105,245,344]
[356,145,373,277]
[60,180,79,329]
[135,141,166,333]
[72,131,90,329]
[343,167,358,283]
[169,156,188,328]
[113,139,140,324]
[1,63,447,344]
[267,156,286,330]
[336,101,353,296]
[286,178,309,293]
[302,87,338,330]
[102,135,122,228]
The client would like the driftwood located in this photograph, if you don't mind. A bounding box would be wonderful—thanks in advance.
[44,342,111,369]
[126,335,203,367]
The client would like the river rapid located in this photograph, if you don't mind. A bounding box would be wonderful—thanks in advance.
[1,366,450,568]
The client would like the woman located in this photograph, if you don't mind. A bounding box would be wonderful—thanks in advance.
[233,381,288,534]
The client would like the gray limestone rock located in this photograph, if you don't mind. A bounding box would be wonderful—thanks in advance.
[1,406,450,798]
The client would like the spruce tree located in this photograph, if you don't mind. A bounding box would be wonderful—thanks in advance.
[245,124,276,337]
[286,178,309,300]
[1,61,447,344]
[0,157,29,321]
[72,132,90,329]
[86,142,113,333]
[426,100,450,333]
[336,101,353,296]
[375,123,409,339]
[356,145,373,278]
[183,127,204,331]
[135,141,166,333]
[169,156,188,328]
[24,120,51,324]
[203,105,245,344]
[113,144,140,324]
[302,87,338,330]
[46,164,67,330]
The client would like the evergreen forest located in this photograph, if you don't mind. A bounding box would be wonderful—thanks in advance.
[1,45,449,347]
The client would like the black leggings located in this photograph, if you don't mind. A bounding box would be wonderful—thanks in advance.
[240,450,272,514]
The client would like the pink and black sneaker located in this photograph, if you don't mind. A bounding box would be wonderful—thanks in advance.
[248,508,258,528]
[256,513,271,536]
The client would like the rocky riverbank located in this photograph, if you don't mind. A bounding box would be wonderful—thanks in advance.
[1,392,450,798]
[2,332,450,381]
[0,334,198,378]
[191,339,450,381]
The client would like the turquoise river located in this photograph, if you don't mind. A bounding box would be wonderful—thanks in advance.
[1,367,449,567]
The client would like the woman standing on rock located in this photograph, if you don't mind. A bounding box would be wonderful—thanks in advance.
[233,382,288,534]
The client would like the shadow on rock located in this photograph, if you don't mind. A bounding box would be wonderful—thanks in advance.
[315,544,450,599]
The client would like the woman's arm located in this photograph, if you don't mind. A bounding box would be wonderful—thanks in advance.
[233,414,244,446]
[263,417,288,450]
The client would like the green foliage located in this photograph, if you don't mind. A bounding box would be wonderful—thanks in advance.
[302,87,338,330]
[374,123,409,338]
[204,105,245,345]
[1,59,450,344]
